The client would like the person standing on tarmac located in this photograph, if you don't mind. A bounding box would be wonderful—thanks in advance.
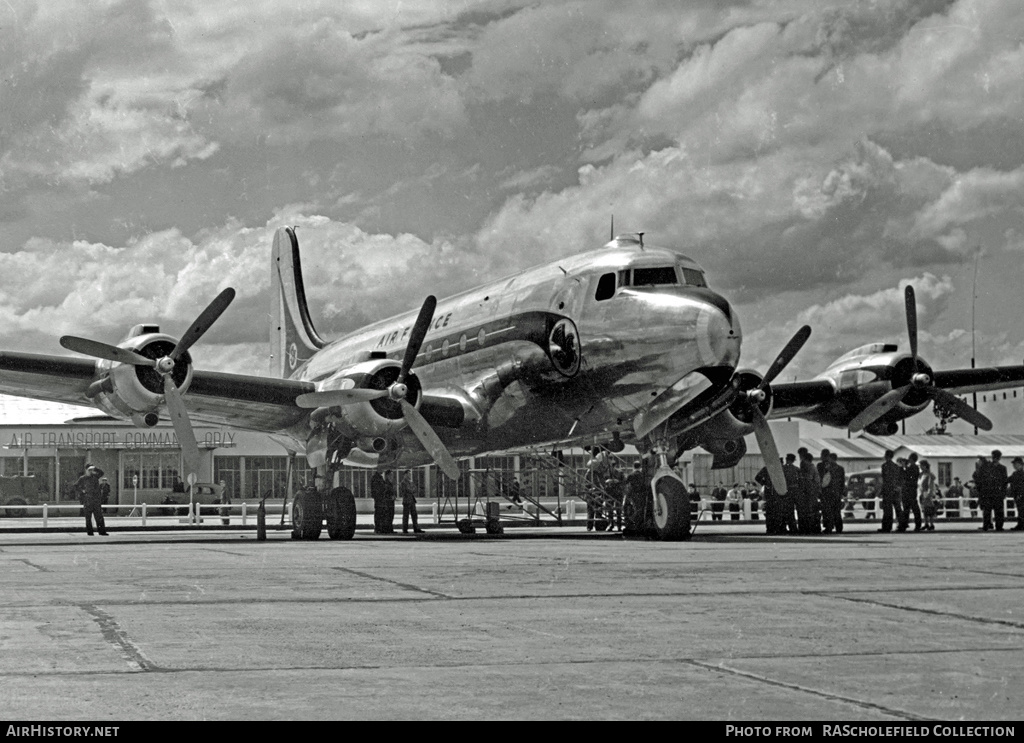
[878,450,903,533]
[75,465,108,536]
[755,460,782,535]
[830,453,846,533]
[381,471,396,533]
[400,472,425,534]
[980,450,1007,531]
[898,453,922,532]
[797,448,821,534]
[370,472,387,534]
[1009,457,1024,531]
[817,449,839,533]
[781,453,801,534]
[918,460,938,531]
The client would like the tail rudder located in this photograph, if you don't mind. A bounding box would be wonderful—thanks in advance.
[271,226,325,378]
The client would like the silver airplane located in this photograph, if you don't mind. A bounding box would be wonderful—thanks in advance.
[0,228,1021,540]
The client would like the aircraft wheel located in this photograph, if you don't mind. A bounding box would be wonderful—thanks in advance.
[326,486,357,540]
[292,489,323,540]
[652,476,691,541]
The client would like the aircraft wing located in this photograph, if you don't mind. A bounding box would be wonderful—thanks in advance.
[0,351,315,432]
[932,364,1024,396]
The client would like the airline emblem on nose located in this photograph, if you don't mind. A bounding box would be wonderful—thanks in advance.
[288,342,298,370]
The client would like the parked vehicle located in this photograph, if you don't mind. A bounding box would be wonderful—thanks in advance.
[0,475,42,517]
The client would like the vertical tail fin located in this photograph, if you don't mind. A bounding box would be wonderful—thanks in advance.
[270,227,325,378]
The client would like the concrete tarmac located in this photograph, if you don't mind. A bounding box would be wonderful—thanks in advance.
[0,522,1021,721]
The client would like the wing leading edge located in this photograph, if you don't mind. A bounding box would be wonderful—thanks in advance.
[0,351,315,432]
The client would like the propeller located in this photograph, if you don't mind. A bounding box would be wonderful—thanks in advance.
[735,325,812,496]
[848,286,992,432]
[296,295,461,480]
[60,288,237,481]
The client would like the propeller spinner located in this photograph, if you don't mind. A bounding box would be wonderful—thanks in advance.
[848,286,992,433]
[60,288,237,481]
[296,296,461,480]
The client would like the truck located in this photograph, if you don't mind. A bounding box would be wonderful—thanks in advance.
[158,482,227,517]
[0,475,43,517]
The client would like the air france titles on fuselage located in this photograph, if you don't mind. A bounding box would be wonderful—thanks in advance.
[375,312,454,349]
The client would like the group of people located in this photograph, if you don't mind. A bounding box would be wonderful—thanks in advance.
[749,448,848,536]
[369,471,425,534]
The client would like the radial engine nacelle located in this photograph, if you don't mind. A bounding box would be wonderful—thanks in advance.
[86,330,193,424]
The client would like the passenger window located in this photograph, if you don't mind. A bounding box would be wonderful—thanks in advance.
[617,269,631,287]
[633,267,678,286]
[681,267,707,287]
[595,273,616,301]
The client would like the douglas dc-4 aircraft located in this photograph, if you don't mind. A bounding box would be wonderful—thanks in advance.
[1,227,1023,540]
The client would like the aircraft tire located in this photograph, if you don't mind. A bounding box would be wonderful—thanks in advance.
[652,477,691,541]
[292,489,323,540]
[326,486,357,540]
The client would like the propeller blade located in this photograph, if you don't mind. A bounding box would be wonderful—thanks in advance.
[400,399,460,480]
[751,405,787,495]
[60,336,157,367]
[848,385,910,432]
[398,295,437,383]
[760,325,812,389]
[927,388,993,431]
[295,389,388,408]
[163,376,203,481]
[171,288,236,361]
[905,285,918,364]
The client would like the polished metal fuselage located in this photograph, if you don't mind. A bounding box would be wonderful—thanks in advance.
[290,241,741,467]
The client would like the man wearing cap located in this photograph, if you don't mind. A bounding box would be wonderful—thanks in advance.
[75,464,108,537]
[980,450,1007,531]
[1009,457,1024,531]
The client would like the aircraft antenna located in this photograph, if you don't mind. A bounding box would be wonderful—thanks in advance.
[610,215,614,241]
[971,248,980,435]
[638,232,644,249]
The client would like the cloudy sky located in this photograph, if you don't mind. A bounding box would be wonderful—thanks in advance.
[2,0,1023,434]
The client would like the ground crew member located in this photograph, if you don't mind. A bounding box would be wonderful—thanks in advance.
[622,461,648,537]
[401,472,425,534]
[829,452,846,533]
[75,464,108,536]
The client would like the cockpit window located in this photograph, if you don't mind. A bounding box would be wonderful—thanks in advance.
[681,267,707,287]
[632,267,678,286]
[595,272,616,301]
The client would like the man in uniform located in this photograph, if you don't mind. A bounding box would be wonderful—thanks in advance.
[980,450,1007,531]
[898,453,922,532]
[381,471,396,533]
[828,452,846,533]
[400,472,425,534]
[879,450,903,533]
[75,464,108,536]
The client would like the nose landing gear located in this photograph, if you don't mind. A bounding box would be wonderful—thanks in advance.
[650,443,691,541]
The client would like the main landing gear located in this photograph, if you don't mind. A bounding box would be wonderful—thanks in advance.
[291,459,358,541]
